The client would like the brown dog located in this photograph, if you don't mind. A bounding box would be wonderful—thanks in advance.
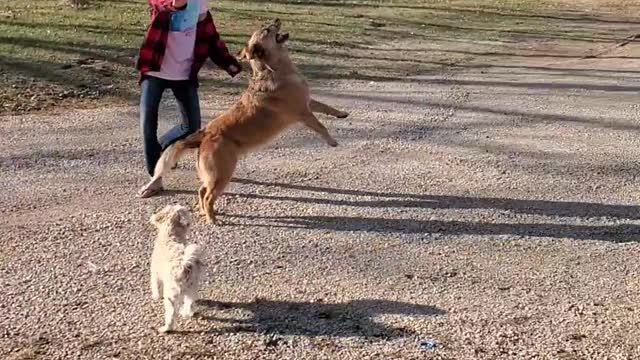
[141,19,349,223]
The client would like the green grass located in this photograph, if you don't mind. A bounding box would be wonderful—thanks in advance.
[0,0,636,114]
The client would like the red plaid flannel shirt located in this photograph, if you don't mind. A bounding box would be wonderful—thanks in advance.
[136,1,241,85]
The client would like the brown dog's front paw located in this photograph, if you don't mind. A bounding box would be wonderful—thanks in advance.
[327,139,338,147]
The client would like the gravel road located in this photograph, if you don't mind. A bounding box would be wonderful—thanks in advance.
[2,45,640,359]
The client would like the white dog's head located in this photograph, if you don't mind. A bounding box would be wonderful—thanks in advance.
[150,204,192,231]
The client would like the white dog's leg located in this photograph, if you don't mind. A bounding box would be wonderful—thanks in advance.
[158,297,176,333]
[180,290,197,319]
[150,272,161,300]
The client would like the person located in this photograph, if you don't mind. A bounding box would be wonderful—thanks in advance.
[135,0,241,198]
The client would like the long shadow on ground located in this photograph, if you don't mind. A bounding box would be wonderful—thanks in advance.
[225,178,640,243]
[231,178,640,220]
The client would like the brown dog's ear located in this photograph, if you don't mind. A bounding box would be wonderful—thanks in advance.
[241,43,265,60]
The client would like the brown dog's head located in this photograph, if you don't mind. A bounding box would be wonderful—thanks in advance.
[150,204,192,231]
[239,19,290,70]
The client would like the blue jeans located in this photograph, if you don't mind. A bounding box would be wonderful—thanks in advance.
[140,76,201,177]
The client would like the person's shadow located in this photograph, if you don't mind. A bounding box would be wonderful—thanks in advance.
[190,298,446,339]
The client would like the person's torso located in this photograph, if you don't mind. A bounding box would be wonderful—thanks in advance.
[147,0,208,80]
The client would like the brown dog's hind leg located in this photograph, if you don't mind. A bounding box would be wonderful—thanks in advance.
[203,186,216,223]
[300,113,338,147]
[197,185,207,215]
[206,176,234,225]
[309,99,349,119]
[201,140,239,225]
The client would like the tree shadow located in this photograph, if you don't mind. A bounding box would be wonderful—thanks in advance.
[312,89,640,132]
[0,34,137,66]
[230,179,640,220]
[227,213,640,242]
[187,298,445,338]
[0,19,142,37]
[235,0,640,25]
[354,46,639,60]
[291,58,640,84]
[234,0,633,43]
[0,45,137,101]
[364,17,620,43]
[223,178,640,242]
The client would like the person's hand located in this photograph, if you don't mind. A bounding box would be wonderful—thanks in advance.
[228,64,240,74]
[173,0,188,9]
[227,65,241,83]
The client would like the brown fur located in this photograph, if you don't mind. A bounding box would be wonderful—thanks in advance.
[143,19,349,223]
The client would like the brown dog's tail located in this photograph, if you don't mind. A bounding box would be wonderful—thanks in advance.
[150,130,204,184]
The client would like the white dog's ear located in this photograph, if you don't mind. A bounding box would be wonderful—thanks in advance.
[150,212,164,226]
[150,205,172,226]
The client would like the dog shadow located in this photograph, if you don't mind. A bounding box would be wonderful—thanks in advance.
[185,298,445,338]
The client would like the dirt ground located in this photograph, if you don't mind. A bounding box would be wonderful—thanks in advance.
[3,11,640,360]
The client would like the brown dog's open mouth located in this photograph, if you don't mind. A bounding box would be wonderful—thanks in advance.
[276,33,289,44]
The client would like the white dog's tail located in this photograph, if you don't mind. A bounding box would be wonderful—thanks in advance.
[149,130,205,184]
[179,244,202,280]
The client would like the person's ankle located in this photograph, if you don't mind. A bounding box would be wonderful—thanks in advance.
[146,177,163,189]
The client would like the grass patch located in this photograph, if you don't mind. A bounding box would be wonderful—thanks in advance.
[0,0,637,114]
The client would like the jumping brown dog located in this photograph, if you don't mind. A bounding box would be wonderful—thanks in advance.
[141,19,349,223]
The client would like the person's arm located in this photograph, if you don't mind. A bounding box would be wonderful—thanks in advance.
[204,13,242,77]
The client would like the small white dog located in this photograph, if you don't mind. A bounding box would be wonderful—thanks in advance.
[149,204,203,333]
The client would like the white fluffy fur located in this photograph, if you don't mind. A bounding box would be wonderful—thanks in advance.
[149,204,203,333]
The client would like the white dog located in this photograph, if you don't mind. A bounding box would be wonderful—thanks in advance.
[149,204,203,333]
